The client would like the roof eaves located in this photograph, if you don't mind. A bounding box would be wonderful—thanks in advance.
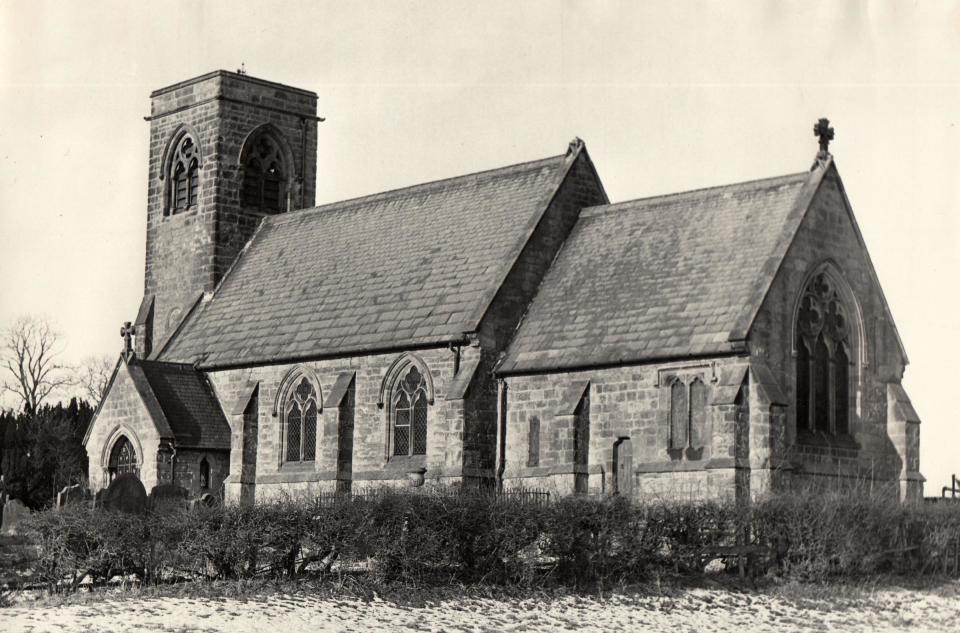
[496,348,744,377]
[196,335,469,371]
[726,161,830,344]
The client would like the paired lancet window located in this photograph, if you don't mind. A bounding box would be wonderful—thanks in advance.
[284,376,318,463]
[167,134,200,215]
[241,134,287,212]
[795,272,852,436]
[668,377,708,451]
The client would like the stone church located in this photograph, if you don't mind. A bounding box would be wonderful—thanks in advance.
[83,70,923,504]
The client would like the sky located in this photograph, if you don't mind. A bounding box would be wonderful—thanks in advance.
[1,1,958,490]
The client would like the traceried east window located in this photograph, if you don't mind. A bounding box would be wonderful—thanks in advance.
[241,135,286,212]
[392,365,429,457]
[284,376,318,463]
[168,135,199,215]
[795,272,852,436]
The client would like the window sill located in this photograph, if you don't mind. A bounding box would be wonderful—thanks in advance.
[385,455,427,472]
[667,446,707,462]
[163,205,199,220]
[280,460,316,472]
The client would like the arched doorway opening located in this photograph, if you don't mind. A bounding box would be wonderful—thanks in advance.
[108,435,139,481]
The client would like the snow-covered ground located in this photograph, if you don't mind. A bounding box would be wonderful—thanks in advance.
[3,583,958,632]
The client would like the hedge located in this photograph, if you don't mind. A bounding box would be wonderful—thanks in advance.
[17,489,960,593]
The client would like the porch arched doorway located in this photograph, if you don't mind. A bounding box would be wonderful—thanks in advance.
[108,435,139,481]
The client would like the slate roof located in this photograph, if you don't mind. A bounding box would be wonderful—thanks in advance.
[134,360,231,450]
[159,150,582,368]
[498,170,817,374]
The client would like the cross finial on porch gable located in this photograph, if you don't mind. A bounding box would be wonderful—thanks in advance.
[120,321,136,359]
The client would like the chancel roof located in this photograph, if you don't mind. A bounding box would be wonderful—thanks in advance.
[158,150,583,368]
[498,170,818,374]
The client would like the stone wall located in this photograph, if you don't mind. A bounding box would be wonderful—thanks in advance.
[748,166,921,498]
[501,357,751,502]
[144,71,318,344]
[211,345,485,503]
[171,448,231,498]
[84,363,162,493]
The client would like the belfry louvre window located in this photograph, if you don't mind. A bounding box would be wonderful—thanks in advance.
[241,135,286,212]
[392,365,428,457]
[795,272,852,435]
[284,376,318,462]
[168,135,199,215]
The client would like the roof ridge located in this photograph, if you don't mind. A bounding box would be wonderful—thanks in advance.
[267,152,568,224]
[580,170,809,218]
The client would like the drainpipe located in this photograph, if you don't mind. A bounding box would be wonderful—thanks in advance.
[495,378,508,492]
[449,343,461,375]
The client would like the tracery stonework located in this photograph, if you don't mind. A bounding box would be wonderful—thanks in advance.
[796,272,852,436]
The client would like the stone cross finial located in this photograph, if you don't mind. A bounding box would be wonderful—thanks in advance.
[814,117,834,158]
[120,321,135,357]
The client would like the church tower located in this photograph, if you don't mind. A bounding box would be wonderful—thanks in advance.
[137,71,320,353]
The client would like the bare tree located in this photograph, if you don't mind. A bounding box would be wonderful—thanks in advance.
[0,316,70,415]
[75,354,114,407]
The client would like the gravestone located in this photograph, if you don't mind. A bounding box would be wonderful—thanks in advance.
[149,483,189,510]
[1,498,29,535]
[102,474,147,514]
[189,492,218,510]
[56,483,86,509]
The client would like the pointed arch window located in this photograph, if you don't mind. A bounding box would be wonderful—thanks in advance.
[241,135,287,212]
[390,364,430,457]
[284,376,318,463]
[795,272,853,436]
[167,135,200,215]
[108,436,138,480]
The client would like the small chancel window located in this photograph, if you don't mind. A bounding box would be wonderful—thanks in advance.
[284,376,318,462]
[168,135,199,215]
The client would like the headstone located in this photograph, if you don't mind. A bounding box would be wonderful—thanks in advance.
[102,474,147,514]
[1,498,29,535]
[56,483,86,509]
[149,483,189,511]
[189,492,218,510]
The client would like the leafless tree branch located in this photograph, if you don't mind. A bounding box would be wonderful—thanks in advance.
[0,315,70,415]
